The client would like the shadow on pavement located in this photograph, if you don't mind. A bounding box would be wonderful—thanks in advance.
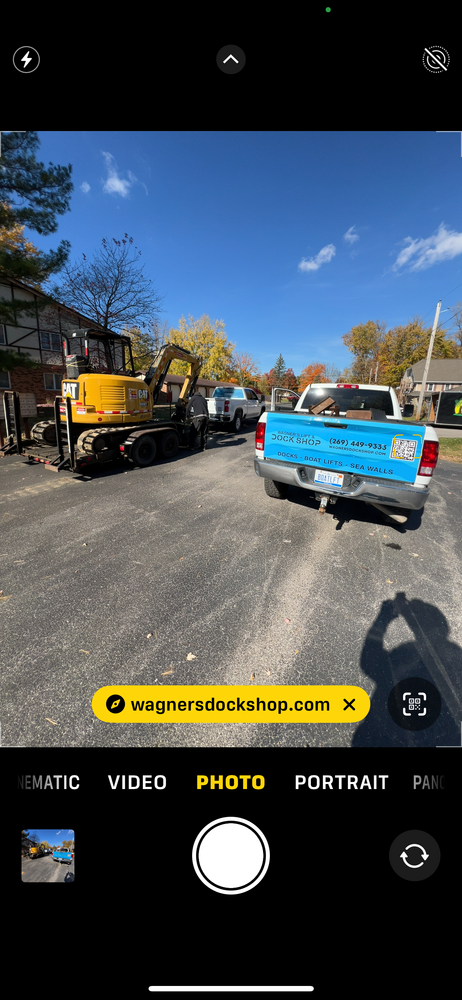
[74,426,253,479]
[284,485,424,532]
[353,592,462,746]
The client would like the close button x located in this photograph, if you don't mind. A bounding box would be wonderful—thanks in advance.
[343,698,356,711]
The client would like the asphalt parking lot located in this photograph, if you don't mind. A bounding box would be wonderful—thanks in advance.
[1,423,461,748]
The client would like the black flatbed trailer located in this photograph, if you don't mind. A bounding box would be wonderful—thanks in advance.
[1,391,195,474]
[426,389,462,429]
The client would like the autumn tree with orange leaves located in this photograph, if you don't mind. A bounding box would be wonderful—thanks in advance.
[298,363,328,392]
[228,350,262,386]
[263,355,299,393]
[298,361,343,391]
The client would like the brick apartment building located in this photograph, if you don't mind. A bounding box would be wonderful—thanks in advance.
[0,276,111,425]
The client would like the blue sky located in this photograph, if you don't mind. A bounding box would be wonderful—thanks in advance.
[19,131,462,376]
[26,829,74,846]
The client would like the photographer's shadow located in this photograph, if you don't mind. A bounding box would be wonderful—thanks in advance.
[353,592,462,747]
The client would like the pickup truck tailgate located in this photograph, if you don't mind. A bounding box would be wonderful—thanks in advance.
[264,412,426,484]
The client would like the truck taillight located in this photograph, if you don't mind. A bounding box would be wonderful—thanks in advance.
[255,420,266,450]
[224,400,229,413]
[418,440,439,476]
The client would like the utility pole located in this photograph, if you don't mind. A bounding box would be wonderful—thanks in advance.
[415,300,441,421]
[374,362,378,384]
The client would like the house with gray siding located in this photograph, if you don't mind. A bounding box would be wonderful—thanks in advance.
[400,359,462,401]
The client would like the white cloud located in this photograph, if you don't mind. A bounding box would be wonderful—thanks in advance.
[298,243,336,272]
[392,223,462,272]
[101,151,135,197]
[80,181,90,193]
[343,226,359,244]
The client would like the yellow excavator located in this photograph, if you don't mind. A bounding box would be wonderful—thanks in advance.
[29,843,45,859]
[1,328,203,472]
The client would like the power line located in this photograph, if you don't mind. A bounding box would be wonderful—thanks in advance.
[418,278,462,327]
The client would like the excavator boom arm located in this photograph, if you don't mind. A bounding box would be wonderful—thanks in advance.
[145,343,203,405]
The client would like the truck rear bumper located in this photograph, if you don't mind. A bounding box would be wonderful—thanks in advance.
[254,458,430,510]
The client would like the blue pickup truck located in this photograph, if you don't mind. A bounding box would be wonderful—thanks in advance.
[53,850,73,865]
[255,383,439,524]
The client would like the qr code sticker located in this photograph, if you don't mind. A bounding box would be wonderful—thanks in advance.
[391,438,417,460]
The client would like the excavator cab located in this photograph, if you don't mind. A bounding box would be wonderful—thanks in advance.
[58,332,200,429]
[63,329,135,378]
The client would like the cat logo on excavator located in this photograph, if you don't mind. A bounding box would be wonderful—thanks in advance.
[62,382,79,399]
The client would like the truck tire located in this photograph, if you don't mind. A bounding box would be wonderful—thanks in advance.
[264,478,288,499]
[129,434,157,467]
[229,410,243,433]
[160,430,179,459]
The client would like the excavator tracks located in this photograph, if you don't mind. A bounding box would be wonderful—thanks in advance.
[77,426,139,455]
[31,420,57,445]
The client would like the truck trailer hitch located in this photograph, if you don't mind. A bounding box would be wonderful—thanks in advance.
[316,494,337,514]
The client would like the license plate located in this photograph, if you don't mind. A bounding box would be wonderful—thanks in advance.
[313,469,344,487]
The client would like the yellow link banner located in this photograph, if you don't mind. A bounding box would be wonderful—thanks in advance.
[92,685,370,723]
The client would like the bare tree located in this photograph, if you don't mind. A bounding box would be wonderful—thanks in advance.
[49,234,163,332]
[446,302,462,354]
[229,350,261,386]
[150,317,171,352]
[323,362,342,383]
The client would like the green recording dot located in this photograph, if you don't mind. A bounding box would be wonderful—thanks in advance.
[326,6,331,10]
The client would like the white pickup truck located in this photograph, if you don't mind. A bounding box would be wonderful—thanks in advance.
[207,386,265,433]
[254,383,439,523]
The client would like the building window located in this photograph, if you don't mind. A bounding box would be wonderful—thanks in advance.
[44,373,62,390]
[0,370,11,389]
[427,384,434,391]
[0,325,6,345]
[40,331,62,352]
